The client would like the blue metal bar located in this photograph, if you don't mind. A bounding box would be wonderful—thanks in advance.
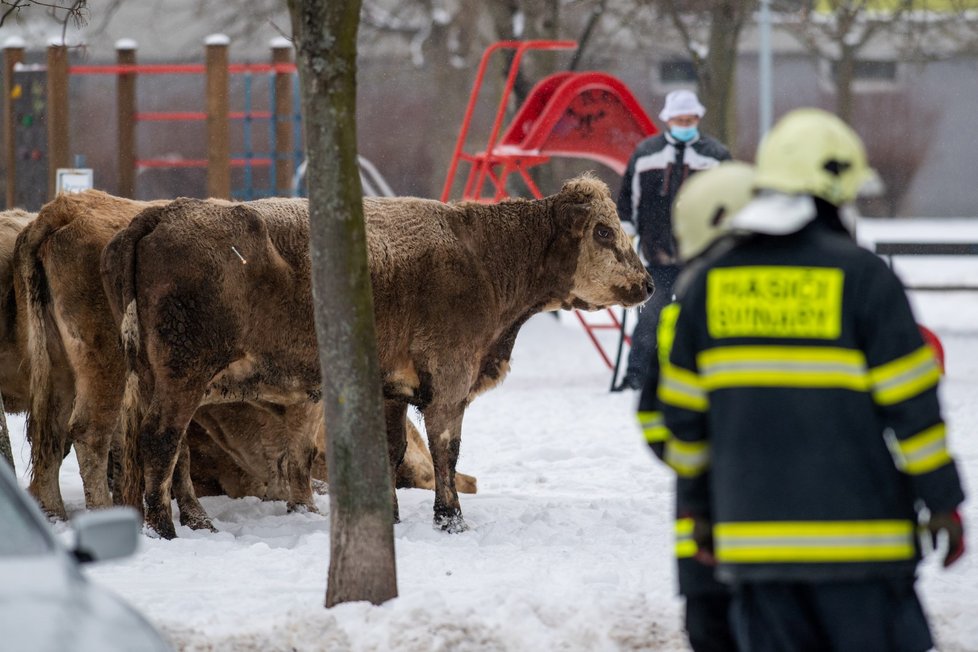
[268,70,277,198]
[242,72,254,200]
[292,73,305,197]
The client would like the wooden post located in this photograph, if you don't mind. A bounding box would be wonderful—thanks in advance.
[116,39,137,198]
[205,34,230,199]
[46,39,70,200]
[3,37,25,209]
[271,37,293,197]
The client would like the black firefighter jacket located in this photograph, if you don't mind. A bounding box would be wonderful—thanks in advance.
[659,217,965,584]
[616,132,730,266]
[637,242,737,597]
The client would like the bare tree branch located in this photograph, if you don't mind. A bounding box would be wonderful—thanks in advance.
[568,0,606,70]
[0,0,87,31]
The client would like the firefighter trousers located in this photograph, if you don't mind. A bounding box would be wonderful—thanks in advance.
[685,592,737,652]
[730,579,933,652]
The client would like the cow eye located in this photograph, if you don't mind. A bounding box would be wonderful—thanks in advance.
[595,225,613,240]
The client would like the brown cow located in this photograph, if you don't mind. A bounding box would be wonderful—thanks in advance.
[13,192,177,518]
[0,208,35,417]
[190,404,477,498]
[15,191,463,523]
[103,175,651,538]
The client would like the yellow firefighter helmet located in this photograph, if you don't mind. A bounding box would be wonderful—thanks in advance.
[673,161,754,262]
[753,108,871,206]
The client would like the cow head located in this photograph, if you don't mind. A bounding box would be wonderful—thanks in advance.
[555,175,652,311]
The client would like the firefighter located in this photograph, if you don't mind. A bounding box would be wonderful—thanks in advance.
[660,108,966,651]
[637,160,755,652]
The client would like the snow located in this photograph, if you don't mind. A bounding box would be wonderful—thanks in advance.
[7,217,978,651]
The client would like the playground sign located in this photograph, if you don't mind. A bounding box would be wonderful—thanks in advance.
[55,167,93,193]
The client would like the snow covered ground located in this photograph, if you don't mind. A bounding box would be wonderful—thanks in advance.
[7,218,978,651]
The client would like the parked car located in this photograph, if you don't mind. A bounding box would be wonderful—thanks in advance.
[0,458,171,651]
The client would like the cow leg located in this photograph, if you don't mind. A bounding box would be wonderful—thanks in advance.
[396,418,434,490]
[172,438,216,531]
[109,432,125,504]
[51,295,128,510]
[71,426,112,510]
[67,394,117,509]
[265,449,290,502]
[283,403,318,514]
[139,398,197,540]
[27,431,68,519]
[255,407,291,502]
[423,403,467,533]
[26,405,71,520]
[385,400,408,523]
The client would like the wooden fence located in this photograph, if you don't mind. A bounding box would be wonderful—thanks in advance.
[2,34,300,209]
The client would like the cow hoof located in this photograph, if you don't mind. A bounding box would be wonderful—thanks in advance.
[182,514,216,532]
[287,501,319,515]
[433,514,468,533]
[43,507,68,523]
[148,521,178,540]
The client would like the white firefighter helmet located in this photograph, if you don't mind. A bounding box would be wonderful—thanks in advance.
[753,108,872,207]
[672,161,754,262]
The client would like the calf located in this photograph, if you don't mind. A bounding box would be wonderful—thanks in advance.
[191,408,477,498]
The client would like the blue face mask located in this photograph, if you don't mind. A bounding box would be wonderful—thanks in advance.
[670,125,699,142]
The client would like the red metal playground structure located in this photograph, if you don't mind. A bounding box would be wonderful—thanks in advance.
[440,40,657,376]
[438,42,951,380]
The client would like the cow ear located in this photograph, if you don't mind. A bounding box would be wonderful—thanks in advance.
[562,201,592,238]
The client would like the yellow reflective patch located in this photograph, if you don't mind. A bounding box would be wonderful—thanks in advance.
[637,411,670,443]
[675,518,696,558]
[657,303,680,366]
[869,345,941,406]
[895,422,953,475]
[658,363,708,412]
[665,438,710,477]
[706,267,844,339]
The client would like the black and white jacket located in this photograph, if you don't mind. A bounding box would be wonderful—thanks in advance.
[616,132,730,266]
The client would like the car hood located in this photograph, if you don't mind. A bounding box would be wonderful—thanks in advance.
[0,556,171,652]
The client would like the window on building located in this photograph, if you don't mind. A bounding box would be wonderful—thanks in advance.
[831,59,898,82]
[659,60,698,84]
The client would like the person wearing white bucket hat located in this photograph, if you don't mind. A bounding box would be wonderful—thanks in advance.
[659,88,707,130]
[614,89,730,391]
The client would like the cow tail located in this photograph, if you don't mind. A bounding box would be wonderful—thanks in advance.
[15,199,72,497]
[102,205,166,512]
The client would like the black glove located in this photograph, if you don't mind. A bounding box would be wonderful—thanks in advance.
[691,515,716,566]
[929,509,965,568]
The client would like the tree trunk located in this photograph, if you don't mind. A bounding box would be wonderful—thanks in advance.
[699,0,745,151]
[834,48,856,124]
[0,390,12,470]
[422,6,480,198]
[287,0,398,608]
